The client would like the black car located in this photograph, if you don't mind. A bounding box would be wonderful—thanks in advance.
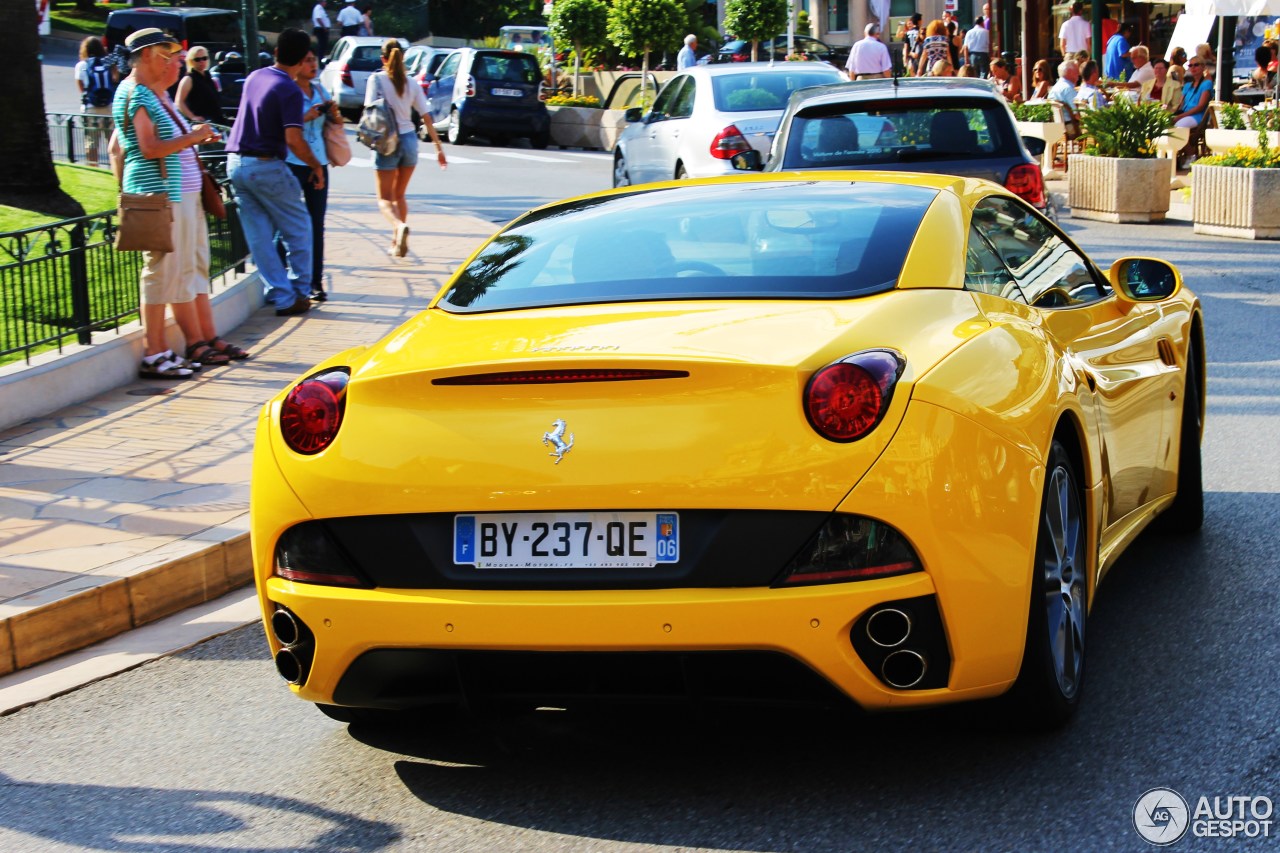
[717,35,848,68]
[105,7,244,57]
[731,77,1056,221]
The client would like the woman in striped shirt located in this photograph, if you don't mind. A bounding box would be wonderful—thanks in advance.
[111,29,248,378]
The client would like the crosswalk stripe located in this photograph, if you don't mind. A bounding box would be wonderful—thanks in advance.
[349,154,489,167]
[488,151,578,163]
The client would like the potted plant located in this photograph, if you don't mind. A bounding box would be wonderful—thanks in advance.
[545,93,605,149]
[1069,98,1175,223]
[1011,101,1063,175]
[1191,131,1280,239]
[1206,103,1280,154]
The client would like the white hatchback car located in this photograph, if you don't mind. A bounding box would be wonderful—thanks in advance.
[613,62,843,187]
[319,36,410,118]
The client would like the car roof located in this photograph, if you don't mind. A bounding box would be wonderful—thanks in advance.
[107,6,236,18]
[678,61,842,79]
[336,36,404,47]
[788,77,1003,108]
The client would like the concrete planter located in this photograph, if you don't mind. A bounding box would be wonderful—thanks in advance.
[1191,164,1280,239]
[547,104,631,151]
[1204,128,1280,155]
[1068,155,1173,223]
[548,105,603,149]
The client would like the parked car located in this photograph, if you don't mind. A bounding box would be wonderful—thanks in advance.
[251,172,1203,730]
[209,49,274,115]
[717,34,848,67]
[731,77,1056,220]
[612,62,842,187]
[319,36,410,120]
[427,48,550,147]
[404,45,457,95]
[105,7,243,57]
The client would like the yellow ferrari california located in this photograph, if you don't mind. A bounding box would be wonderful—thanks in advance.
[251,173,1204,729]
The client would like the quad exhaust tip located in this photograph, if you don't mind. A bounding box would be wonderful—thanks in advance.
[866,607,912,648]
[271,608,304,648]
[275,648,304,684]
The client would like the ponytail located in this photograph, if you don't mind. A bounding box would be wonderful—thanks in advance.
[382,39,406,96]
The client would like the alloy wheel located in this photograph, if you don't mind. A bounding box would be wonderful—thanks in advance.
[613,155,630,188]
[1041,464,1086,699]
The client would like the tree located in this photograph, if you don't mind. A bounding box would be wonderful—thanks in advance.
[2,0,83,217]
[722,0,788,62]
[549,0,608,95]
[607,0,684,95]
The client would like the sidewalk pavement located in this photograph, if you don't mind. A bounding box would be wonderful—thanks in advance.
[0,193,496,678]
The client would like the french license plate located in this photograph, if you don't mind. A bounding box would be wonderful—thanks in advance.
[454,512,679,569]
[492,87,523,97]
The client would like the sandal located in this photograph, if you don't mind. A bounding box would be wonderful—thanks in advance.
[186,341,232,367]
[208,336,251,360]
[139,350,193,380]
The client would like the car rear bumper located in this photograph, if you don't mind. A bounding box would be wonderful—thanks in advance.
[457,102,550,135]
[253,400,1044,714]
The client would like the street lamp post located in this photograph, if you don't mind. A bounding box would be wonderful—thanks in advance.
[242,0,260,73]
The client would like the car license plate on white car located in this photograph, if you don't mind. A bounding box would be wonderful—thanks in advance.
[454,512,679,569]
[491,87,523,97]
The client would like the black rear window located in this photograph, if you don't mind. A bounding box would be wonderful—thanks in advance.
[348,46,384,71]
[782,98,1020,169]
[473,53,541,84]
[439,181,937,313]
[184,14,241,46]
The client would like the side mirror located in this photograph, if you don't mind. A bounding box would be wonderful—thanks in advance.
[1021,136,1046,157]
[1109,257,1182,305]
[624,107,643,122]
[730,150,764,171]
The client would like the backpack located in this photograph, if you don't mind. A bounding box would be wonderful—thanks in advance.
[356,75,399,156]
[84,57,114,108]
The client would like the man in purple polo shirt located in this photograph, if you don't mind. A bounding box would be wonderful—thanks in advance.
[227,28,326,316]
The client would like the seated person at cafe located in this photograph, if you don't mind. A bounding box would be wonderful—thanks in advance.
[1172,55,1213,128]
[1049,59,1081,120]
[1147,58,1183,111]
[1113,45,1155,97]
[1251,45,1277,90]
[991,58,1022,102]
[1076,60,1110,109]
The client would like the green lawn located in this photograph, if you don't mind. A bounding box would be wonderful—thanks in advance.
[47,2,130,37]
[0,164,118,233]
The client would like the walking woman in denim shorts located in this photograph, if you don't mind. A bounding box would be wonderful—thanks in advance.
[366,39,446,257]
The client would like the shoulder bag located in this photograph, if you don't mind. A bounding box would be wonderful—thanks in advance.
[356,74,400,156]
[115,85,175,253]
[318,84,352,166]
[157,96,226,220]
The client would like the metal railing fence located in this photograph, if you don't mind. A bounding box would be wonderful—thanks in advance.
[0,115,248,366]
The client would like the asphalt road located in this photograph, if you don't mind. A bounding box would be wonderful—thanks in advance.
[19,39,1280,851]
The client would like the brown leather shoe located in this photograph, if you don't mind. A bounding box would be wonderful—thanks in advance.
[275,297,311,317]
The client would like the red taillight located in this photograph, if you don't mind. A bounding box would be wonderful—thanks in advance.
[709,124,751,160]
[804,350,904,442]
[280,368,349,454]
[434,369,689,385]
[465,74,476,97]
[340,64,352,87]
[1005,163,1045,207]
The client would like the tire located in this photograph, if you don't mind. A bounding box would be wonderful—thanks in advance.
[1157,351,1204,533]
[675,162,689,180]
[530,131,549,150]
[1006,439,1087,729]
[613,153,630,188]
[446,109,469,145]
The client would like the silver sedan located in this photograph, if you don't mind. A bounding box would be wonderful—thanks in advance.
[612,62,843,187]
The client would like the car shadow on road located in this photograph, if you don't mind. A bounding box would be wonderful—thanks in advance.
[0,771,399,852]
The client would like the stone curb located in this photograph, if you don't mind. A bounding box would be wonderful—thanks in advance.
[0,534,252,676]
